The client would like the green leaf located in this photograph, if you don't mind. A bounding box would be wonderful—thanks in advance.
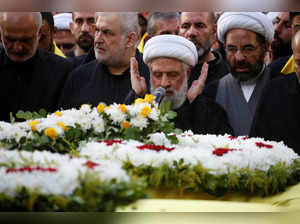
[16,110,26,120]
[39,108,47,118]
[9,113,15,123]
[123,127,140,141]
[166,134,179,144]
[167,111,177,120]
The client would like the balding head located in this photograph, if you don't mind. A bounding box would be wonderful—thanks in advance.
[0,12,42,62]
[0,12,42,32]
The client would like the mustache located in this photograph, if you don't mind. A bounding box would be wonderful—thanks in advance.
[79,33,94,40]
[235,60,249,68]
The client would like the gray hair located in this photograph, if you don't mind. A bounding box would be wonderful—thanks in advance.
[0,12,42,32]
[147,12,180,37]
[95,12,138,36]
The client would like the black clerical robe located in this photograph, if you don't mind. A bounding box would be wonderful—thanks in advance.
[59,51,150,109]
[188,50,229,88]
[174,96,233,135]
[0,48,73,122]
[250,74,300,155]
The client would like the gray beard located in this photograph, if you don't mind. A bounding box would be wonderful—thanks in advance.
[150,78,188,110]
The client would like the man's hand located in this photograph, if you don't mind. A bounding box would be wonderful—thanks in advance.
[130,57,147,96]
[187,62,209,103]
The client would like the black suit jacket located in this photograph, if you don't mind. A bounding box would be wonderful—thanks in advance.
[250,73,300,155]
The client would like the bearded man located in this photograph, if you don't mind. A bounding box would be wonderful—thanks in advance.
[128,34,233,135]
[67,12,96,57]
[271,12,293,60]
[179,12,229,87]
[203,12,274,136]
[59,12,150,108]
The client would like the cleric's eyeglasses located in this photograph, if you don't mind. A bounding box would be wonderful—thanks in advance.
[56,43,75,50]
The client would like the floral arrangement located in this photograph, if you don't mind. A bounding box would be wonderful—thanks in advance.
[0,149,146,211]
[0,95,300,211]
[0,94,178,154]
[78,132,300,197]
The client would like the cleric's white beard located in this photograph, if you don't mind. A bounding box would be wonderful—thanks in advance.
[150,77,188,110]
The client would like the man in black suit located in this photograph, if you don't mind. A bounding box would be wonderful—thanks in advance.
[0,12,72,122]
[250,29,300,155]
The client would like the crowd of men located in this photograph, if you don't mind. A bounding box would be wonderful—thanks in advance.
[0,11,299,155]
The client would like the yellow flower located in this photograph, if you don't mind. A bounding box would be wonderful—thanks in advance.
[97,103,105,114]
[54,111,62,117]
[144,94,155,103]
[118,104,127,113]
[57,122,68,131]
[122,121,130,129]
[44,127,58,140]
[140,106,152,118]
[29,120,40,132]
[134,98,146,105]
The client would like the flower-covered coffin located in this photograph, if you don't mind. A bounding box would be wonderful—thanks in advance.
[0,95,299,211]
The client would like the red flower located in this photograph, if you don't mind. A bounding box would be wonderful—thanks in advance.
[242,136,249,140]
[83,160,100,170]
[212,148,241,156]
[98,139,123,146]
[256,142,273,149]
[228,136,237,140]
[6,166,57,173]
[137,144,175,152]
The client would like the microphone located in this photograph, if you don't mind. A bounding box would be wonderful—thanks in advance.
[154,87,166,104]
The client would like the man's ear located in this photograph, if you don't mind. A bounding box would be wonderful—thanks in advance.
[69,22,74,34]
[125,32,137,48]
[53,26,58,35]
[213,23,217,34]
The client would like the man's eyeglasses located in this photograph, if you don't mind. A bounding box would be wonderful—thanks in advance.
[56,43,75,50]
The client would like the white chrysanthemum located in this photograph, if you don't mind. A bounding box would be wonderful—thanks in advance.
[0,122,31,142]
[148,132,171,146]
[105,104,127,124]
[148,107,160,121]
[92,116,105,133]
[130,116,148,130]
[80,104,92,113]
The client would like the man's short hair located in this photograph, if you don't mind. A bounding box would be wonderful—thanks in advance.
[120,12,139,36]
[147,12,179,36]
[95,12,138,37]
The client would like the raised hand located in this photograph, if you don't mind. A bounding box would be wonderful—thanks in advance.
[130,57,147,96]
[187,62,209,103]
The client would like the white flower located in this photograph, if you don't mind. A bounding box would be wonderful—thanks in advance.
[105,104,127,124]
[92,116,105,133]
[130,116,148,130]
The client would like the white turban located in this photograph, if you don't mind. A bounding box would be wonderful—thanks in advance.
[217,12,274,44]
[53,13,72,30]
[143,35,198,66]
